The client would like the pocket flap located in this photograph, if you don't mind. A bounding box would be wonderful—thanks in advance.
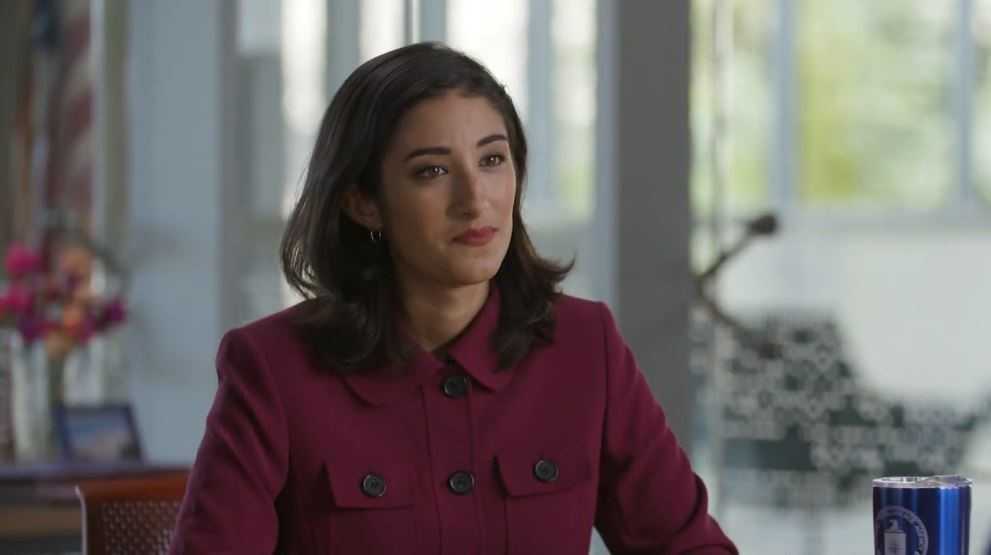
[496,448,593,498]
[325,458,415,509]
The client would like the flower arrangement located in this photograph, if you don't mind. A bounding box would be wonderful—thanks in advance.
[0,241,127,361]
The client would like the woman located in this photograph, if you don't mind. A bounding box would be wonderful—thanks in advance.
[170,42,736,555]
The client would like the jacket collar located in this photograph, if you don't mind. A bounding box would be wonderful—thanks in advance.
[342,286,513,406]
[445,286,512,392]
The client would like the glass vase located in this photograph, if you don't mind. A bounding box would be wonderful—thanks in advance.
[0,330,15,461]
[9,333,66,462]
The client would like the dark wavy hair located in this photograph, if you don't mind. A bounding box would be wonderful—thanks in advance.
[280,42,571,374]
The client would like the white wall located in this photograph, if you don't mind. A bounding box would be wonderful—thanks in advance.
[126,0,238,462]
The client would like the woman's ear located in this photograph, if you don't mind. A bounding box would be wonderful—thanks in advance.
[342,188,383,231]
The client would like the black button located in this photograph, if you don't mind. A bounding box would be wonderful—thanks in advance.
[447,471,476,495]
[441,375,470,399]
[533,459,559,483]
[361,473,387,497]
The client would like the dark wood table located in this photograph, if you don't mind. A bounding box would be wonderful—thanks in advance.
[0,461,188,554]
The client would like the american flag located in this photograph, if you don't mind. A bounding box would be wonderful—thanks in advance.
[11,0,94,240]
[37,0,95,235]
[51,0,94,231]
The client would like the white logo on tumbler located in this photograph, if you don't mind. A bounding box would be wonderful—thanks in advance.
[884,520,906,555]
[875,506,929,555]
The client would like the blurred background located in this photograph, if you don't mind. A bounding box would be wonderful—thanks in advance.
[0,1,989,553]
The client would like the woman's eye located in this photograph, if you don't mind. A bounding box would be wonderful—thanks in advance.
[481,154,505,167]
[414,165,448,178]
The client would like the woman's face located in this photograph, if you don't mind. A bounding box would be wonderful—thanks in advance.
[351,91,517,295]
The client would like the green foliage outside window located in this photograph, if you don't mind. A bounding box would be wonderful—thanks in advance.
[975,1,991,202]
[798,1,953,208]
[691,0,771,217]
[692,1,980,215]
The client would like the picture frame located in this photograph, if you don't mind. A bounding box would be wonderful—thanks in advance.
[53,403,143,463]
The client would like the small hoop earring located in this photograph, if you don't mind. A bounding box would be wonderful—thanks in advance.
[369,229,383,243]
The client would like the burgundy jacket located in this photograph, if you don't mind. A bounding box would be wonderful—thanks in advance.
[170,291,736,554]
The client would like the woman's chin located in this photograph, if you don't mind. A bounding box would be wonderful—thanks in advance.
[446,261,502,287]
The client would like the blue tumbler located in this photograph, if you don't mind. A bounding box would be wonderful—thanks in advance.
[873,475,972,555]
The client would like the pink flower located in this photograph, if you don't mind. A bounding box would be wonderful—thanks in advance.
[94,298,127,332]
[1,285,34,315]
[105,298,127,324]
[4,241,127,348]
[42,279,66,302]
[17,316,48,344]
[4,244,42,279]
[70,317,95,342]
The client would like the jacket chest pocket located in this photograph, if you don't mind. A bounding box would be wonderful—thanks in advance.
[496,447,596,554]
[323,457,418,555]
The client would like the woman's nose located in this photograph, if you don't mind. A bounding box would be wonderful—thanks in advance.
[452,167,485,218]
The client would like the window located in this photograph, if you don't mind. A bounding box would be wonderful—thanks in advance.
[691,0,773,217]
[551,0,596,221]
[693,0,991,222]
[798,1,954,208]
[975,0,991,202]
[360,0,404,61]
[448,0,528,120]
[692,2,991,553]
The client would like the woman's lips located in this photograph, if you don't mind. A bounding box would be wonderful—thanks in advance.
[453,227,497,246]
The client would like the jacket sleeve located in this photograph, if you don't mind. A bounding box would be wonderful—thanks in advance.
[170,328,289,555]
[593,303,737,555]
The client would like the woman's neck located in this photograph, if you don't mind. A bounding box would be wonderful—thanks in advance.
[399,280,490,355]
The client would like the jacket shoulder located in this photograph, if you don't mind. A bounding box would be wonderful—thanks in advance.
[553,293,607,320]
[227,301,312,355]
[552,293,612,340]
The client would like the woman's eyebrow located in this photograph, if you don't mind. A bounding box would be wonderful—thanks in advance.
[404,133,509,161]
[477,133,508,147]
[405,146,449,161]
